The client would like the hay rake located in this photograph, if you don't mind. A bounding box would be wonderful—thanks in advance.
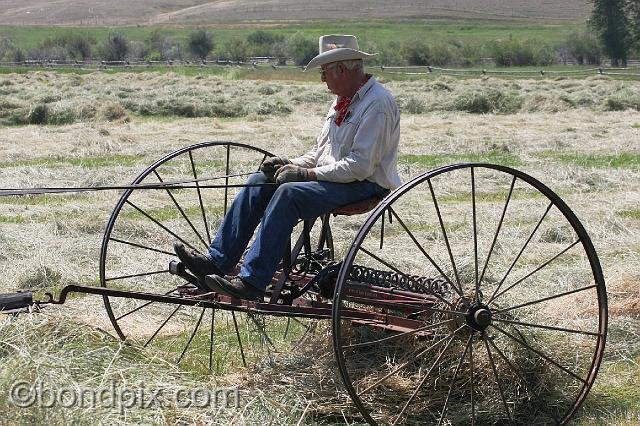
[1,141,607,424]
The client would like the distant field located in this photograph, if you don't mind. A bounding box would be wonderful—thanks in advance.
[0,0,590,26]
[0,19,584,54]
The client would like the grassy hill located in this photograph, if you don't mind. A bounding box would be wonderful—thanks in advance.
[0,0,591,26]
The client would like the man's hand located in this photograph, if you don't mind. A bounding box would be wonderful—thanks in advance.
[274,164,310,184]
[260,156,291,180]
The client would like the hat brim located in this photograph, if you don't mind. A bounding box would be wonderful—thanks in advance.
[304,48,376,71]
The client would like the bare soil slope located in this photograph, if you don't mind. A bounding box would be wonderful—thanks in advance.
[0,0,590,26]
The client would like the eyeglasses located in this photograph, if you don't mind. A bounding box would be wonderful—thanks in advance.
[319,63,338,78]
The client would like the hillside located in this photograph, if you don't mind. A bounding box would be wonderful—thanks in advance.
[0,0,591,26]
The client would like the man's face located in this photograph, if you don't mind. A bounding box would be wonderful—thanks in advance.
[320,62,341,95]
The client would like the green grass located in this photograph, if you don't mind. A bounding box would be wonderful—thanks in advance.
[0,214,25,223]
[537,152,640,169]
[617,209,640,220]
[0,20,583,52]
[399,152,523,168]
[0,154,141,168]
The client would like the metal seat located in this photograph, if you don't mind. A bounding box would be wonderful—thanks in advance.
[331,194,387,216]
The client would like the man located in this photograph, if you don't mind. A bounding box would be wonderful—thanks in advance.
[174,34,401,301]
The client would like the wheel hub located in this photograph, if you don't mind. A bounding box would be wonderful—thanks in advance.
[466,303,492,331]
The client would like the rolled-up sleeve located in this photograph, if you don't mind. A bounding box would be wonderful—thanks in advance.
[314,107,389,182]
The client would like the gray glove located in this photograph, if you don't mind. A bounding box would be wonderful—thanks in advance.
[274,164,309,184]
[260,156,291,181]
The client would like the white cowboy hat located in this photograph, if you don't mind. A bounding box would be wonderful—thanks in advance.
[305,35,376,70]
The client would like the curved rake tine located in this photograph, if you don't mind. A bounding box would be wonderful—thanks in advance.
[209,308,216,371]
[358,325,465,397]
[482,332,513,423]
[153,170,208,249]
[471,168,479,302]
[124,200,198,252]
[248,312,274,349]
[428,178,462,294]
[177,307,206,364]
[144,305,182,347]
[437,333,474,426]
[488,202,553,304]
[391,333,458,425]
[345,318,455,349]
[189,150,211,243]
[357,246,457,309]
[491,324,586,384]
[478,176,516,286]
[231,311,247,367]
[388,207,462,299]
[491,240,580,303]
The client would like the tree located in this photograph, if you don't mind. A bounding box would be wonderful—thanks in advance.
[590,0,631,66]
[102,33,128,61]
[627,0,640,50]
[188,29,214,61]
[286,32,317,66]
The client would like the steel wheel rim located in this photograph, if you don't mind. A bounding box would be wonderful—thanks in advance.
[332,163,607,425]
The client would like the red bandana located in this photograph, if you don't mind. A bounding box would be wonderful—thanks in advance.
[333,74,371,126]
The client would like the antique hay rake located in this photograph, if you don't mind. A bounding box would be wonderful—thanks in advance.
[1,141,607,425]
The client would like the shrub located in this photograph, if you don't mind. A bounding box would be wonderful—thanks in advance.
[221,38,249,62]
[287,32,317,66]
[489,38,556,67]
[28,103,48,124]
[402,39,454,66]
[188,29,214,61]
[565,31,602,65]
[0,37,24,62]
[101,33,128,61]
[246,30,284,57]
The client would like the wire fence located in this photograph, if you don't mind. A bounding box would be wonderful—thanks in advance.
[1,59,639,78]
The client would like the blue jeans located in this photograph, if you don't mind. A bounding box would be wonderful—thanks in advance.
[208,172,388,290]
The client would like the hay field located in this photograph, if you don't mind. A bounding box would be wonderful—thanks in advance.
[0,70,638,424]
[0,0,589,26]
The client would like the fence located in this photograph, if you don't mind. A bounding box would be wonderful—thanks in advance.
[1,59,639,78]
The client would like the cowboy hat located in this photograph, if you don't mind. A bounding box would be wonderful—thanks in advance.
[305,35,376,70]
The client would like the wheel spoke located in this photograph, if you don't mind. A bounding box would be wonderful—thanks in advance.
[224,144,231,215]
[470,334,475,426]
[471,167,479,302]
[491,239,581,303]
[115,288,176,321]
[177,307,206,364]
[494,284,598,314]
[189,150,211,243]
[105,269,169,282]
[124,200,198,252]
[388,206,462,298]
[144,304,182,347]
[428,179,462,292]
[488,202,553,303]
[153,170,208,249]
[109,237,175,256]
[481,332,513,423]
[492,316,601,337]
[490,323,587,384]
[438,333,474,426]
[478,176,516,286]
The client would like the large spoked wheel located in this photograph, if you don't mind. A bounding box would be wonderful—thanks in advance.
[332,163,607,425]
[99,141,321,373]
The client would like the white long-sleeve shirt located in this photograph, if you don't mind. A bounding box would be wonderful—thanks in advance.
[292,76,402,190]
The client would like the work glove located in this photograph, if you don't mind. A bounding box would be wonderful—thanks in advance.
[260,156,291,181]
[274,164,309,184]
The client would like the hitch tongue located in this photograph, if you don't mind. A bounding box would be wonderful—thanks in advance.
[0,291,34,313]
